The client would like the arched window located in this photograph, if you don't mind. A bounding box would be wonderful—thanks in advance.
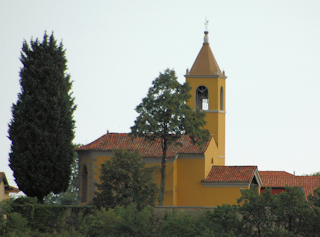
[81,165,88,202]
[220,86,224,110]
[196,86,208,110]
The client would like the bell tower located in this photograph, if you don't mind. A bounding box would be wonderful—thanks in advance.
[185,30,227,162]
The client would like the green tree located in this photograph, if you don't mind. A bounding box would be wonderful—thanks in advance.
[308,186,320,207]
[44,144,81,205]
[237,188,275,236]
[131,69,210,206]
[93,148,159,211]
[272,186,311,235]
[8,32,76,203]
[202,204,240,236]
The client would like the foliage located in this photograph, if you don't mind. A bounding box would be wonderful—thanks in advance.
[93,148,159,211]
[161,211,208,237]
[10,199,67,233]
[44,144,81,205]
[8,32,76,203]
[310,171,320,176]
[0,198,95,236]
[203,204,240,236]
[2,186,320,236]
[237,186,320,236]
[237,188,275,236]
[131,68,210,205]
[0,200,29,236]
[272,186,311,235]
[82,204,154,237]
[308,186,320,207]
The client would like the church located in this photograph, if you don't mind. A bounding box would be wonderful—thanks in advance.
[77,30,264,206]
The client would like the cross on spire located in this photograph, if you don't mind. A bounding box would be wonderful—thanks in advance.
[204,17,209,31]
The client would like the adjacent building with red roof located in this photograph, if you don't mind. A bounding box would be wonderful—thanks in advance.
[260,171,320,197]
[0,172,20,201]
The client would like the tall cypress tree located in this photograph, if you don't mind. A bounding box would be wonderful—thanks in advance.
[8,32,76,203]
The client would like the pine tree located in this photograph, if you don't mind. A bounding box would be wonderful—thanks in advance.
[131,69,210,206]
[8,32,76,203]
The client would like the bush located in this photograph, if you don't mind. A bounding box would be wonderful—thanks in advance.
[0,200,29,236]
[202,204,240,236]
[9,197,94,234]
[161,210,206,237]
[82,204,154,236]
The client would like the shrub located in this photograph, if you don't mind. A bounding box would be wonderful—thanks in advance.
[202,204,240,236]
[81,204,153,237]
[161,211,205,237]
[0,200,29,236]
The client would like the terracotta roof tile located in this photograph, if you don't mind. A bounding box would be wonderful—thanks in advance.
[6,185,20,193]
[260,172,320,197]
[261,175,320,188]
[204,166,258,183]
[0,172,8,185]
[77,133,212,158]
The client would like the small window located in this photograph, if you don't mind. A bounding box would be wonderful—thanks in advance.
[196,86,209,110]
[220,86,224,110]
[211,158,214,164]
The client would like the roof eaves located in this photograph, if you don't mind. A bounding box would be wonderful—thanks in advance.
[254,169,263,186]
[201,181,250,188]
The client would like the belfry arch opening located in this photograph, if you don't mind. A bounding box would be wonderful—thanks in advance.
[196,86,208,110]
[81,165,88,202]
[220,86,224,110]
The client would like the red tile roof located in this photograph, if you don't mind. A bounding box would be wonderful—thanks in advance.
[260,171,320,197]
[204,166,258,183]
[77,133,213,158]
[0,172,8,185]
[0,172,20,192]
[6,185,20,193]
[261,175,320,188]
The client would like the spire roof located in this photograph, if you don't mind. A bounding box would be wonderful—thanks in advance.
[188,31,225,78]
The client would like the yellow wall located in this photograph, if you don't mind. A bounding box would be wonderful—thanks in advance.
[149,162,176,206]
[176,156,247,206]
[187,77,225,111]
[93,155,113,185]
[0,181,5,201]
[79,152,175,206]
[186,76,226,158]
[199,187,248,206]
[176,158,205,206]
[204,138,224,178]
[78,154,91,204]
[79,150,252,207]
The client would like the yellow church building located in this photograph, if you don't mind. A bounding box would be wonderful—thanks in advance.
[77,31,262,206]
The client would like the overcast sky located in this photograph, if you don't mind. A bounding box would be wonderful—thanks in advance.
[1,1,320,187]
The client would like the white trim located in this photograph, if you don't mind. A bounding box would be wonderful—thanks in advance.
[218,156,225,159]
[202,182,250,188]
[253,169,263,186]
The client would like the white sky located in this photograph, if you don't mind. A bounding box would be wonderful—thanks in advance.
[1,1,320,187]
